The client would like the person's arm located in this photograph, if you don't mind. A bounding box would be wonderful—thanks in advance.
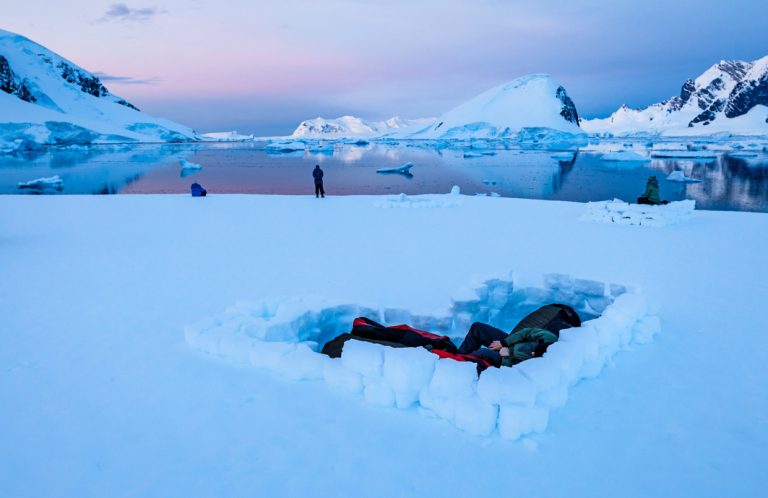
[503,327,558,362]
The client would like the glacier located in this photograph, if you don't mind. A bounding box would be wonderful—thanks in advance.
[0,29,199,154]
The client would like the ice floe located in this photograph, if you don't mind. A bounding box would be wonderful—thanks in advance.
[17,175,63,189]
[600,151,650,162]
[376,162,414,174]
[666,171,702,183]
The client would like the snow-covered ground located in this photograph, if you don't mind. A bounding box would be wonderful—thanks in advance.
[1,193,766,497]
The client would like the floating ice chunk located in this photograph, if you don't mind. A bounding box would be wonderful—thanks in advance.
[308,143,334,153]
[651,150,717,159]
[601,151,650,162]
[551,151,575,161]
[341,340,385,378]
[382,347,436,408]
[477,367,537,406]
[201,131,254,141]
[666,171,702,183]
[376,162,414,174]
[180,159,202,170]
[727,152,759,158]
[498,406,549,440]
[450,185,461,195]
[17,175,63,189]
[266,141,306,152]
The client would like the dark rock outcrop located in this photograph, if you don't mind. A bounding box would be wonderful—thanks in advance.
[57,62,108,97]
[556,86,580,125]
[0,55,36,103]
[724,72,768,118]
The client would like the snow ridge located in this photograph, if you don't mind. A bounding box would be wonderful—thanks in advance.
[289,74,585,142]
[583,55,768,136]
[291,115,434,139]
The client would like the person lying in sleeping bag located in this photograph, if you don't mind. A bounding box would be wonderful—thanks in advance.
[456,322,560,368]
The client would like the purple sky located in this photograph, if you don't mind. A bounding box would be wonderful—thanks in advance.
[5,0,767,135]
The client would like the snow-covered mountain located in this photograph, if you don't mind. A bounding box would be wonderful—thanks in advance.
[399,74,583,140]
[291,115,434,139]
[289,74,584,141]
[0,29,198,152]
[583,56,768,136]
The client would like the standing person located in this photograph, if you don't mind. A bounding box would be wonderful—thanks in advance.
[312,164,325,198]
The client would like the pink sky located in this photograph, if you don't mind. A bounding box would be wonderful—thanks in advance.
[4,0,767,134]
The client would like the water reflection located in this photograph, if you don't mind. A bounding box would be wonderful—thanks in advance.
[0,144,199,195]
[0,142,766,212]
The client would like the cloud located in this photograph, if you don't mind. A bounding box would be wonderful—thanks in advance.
[94,72,160,85]
[97,3,161,23]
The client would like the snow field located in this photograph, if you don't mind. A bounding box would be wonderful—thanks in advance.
[581,199,696,227]
[185,272,658,439]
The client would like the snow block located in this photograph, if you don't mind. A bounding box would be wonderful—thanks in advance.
[382,347,437,408]
[281,344,326,381]
[498,406,550,440]
[341,340,385,378]
[323,360,363,394]
[477,367,537,407]
[427,359,478,398]
[418,389,456,421]
[515,357,562,392]
[453,398,498,436]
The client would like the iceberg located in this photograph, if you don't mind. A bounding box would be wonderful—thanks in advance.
[376,162,414,175]
[666,171,702,183]
[180,159,202,170]
[17,175,63,189]
[601,151,650,162]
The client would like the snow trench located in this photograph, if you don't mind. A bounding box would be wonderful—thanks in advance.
[185,272,659,439]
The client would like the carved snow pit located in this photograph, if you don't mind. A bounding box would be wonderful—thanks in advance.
[185,272,659,439]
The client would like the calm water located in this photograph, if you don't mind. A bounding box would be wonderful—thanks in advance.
[2,142,767,212]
